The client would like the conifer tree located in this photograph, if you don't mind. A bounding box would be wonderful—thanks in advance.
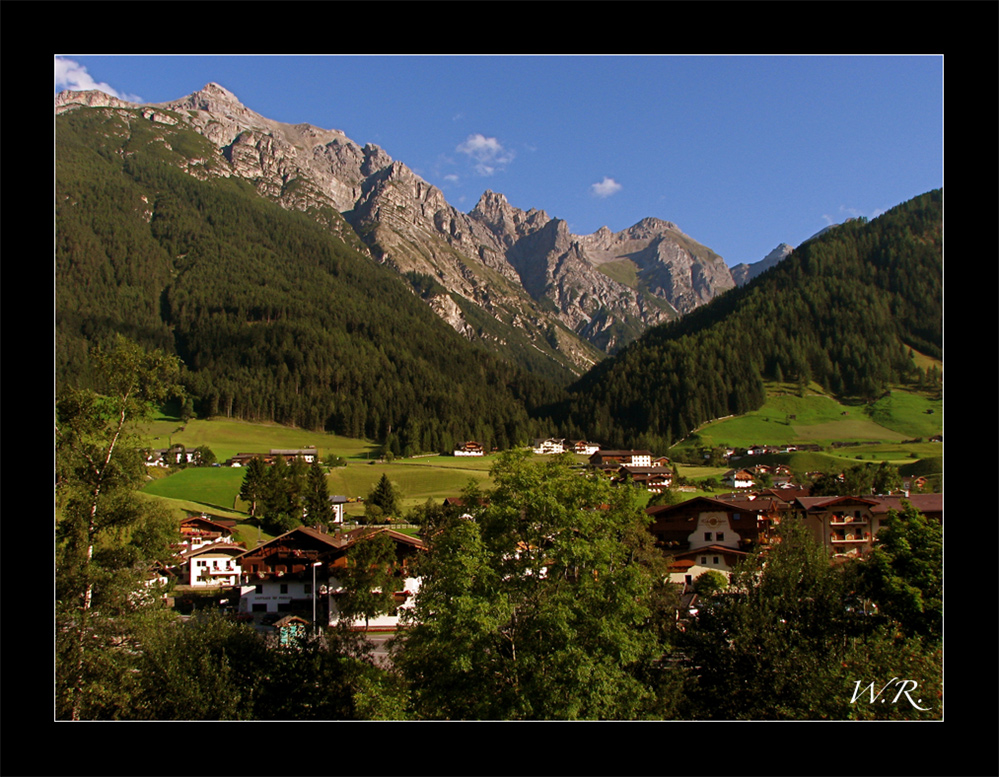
[367,473,401,518]
[239,456,269,518]
[305,457,332,527]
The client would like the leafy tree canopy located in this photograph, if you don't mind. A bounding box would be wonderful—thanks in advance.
[855,501,942,642]
[394,452,681,720]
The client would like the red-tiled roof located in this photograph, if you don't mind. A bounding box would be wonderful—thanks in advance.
[793,495,881,511]
[869,494,942,515]
[182,542,245,560]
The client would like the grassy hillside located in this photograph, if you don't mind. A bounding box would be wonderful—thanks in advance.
[138,409,501,528]
[674,383,940,451]
[141,374,943,522]
[140,382,942,539]
[668,381,941,491]
[138,413,379,464]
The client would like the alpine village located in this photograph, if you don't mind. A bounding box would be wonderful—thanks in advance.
[55,83,943,723]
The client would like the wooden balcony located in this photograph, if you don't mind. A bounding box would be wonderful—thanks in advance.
[830,534,870,544]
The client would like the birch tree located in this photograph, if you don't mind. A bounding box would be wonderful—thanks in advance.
[55,334,183,720]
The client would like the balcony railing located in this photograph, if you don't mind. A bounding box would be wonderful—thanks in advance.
[830,516,868,526]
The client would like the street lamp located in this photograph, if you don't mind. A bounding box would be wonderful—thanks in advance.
[312,560,323,636]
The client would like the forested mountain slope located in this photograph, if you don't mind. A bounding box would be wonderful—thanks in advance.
[548,190,943,450]
[56,105,563,455]
[56,86,740,372]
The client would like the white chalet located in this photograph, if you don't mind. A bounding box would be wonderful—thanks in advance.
[532,438,566,455]
[723,468,755,489]
[236,526,425,631]
[571,440,601,456]
[183,543,244,588]
[177,515,238,554]
[589,450,654,469]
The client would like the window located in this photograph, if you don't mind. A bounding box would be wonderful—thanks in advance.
[716,532,725,541]
[254,584,263,593]
[704,532,712,541]
[713,556,720,565]
[700,557,707,565]
[252,603,267,613]
[279,583,289,594]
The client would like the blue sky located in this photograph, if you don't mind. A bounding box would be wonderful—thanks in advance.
[56,54,943,267]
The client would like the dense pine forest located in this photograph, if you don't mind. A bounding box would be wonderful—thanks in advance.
[546,190,942,450]
[56,107,564,455]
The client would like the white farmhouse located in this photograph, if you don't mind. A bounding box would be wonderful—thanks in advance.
[532,438,566,455]
[183,544,244,588]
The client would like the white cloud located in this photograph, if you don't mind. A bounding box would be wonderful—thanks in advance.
[826,204,887,225]
[590,177,622,198]
[55,57,142,102]
[457,133,515,176]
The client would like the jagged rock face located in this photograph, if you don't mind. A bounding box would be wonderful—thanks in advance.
[469,194,733,349]
[471,190,551,247]
[427,293,475,339]
[55,83,740,369]
[578,217,735,314]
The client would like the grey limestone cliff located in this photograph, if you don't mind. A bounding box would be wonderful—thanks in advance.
[56,83,743,370]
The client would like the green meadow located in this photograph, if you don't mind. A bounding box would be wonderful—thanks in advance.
[140,378,941,533]
[137,414,379,464]
[138,413,504,533]
[674,382,941,452]
[321,456,497,517]
[668,382,942,491]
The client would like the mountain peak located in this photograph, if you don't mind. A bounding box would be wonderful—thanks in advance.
[199,82,240,101]
[473,189,508,209]
[632,216,680,234]
[730,242,794,286]
[169,82,250,115]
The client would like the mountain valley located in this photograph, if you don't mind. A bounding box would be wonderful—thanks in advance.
[55,84,942,456]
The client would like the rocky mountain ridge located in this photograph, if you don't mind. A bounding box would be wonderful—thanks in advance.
[730,242,794,286]
[55,83,788,374]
